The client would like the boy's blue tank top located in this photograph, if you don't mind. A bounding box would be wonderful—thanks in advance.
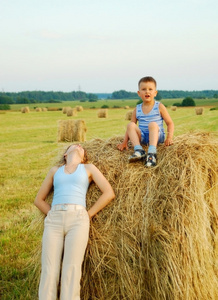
[52,164,89,208]
[136,101,164,134]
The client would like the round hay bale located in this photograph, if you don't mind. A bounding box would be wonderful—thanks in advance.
[124,106,130,109]
[98,109,108,118]
[76,105,84,112]
[42,107,47,111]
[62,106,71,114]
[66,108,77,117]
[171,106,177,111]
[57,119,87,142]
[125,110,133,120]
[35,107,42,112]
[195,107,204,115]
[30,132,218,300]
[21,107,30,113]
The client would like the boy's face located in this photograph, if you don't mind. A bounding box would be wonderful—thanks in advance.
[137,81,157,103]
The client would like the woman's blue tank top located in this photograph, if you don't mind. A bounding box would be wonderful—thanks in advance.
[51,164,89,207]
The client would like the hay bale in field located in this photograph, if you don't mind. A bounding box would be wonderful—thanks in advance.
[66,108,77,117]
[76,105,84,112]
[195,107,204,115]
[35,107,42,112]
[98,109,108,118]
[62,106,71,114]
[171,106,177,111]
[124,106,130,109]
[57,119,87,142]
[30,132,218,300]
[125,110,133,120]
[42,107,47,111]
[21,106,30,113]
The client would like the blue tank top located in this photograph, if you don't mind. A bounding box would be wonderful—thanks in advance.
[136,101,164,133]
[51,164,89,207]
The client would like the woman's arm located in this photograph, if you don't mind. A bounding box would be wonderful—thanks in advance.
[85,164,115,219]
[34,166,58,215]
[159,103,174,146]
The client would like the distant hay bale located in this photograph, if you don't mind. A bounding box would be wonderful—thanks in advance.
[21,107,30,113]
[29,132,218,300]
[195,107,204,115]
[76,106,84,112]
[62,106,71,114]
[57,119,87,142]
[42,108,47,111]
[66,108,77,117]
[35,107,42,112]
[124,106,130,109]
[125,110,133,120]
[171,106,177,111]
[98,109,108,118]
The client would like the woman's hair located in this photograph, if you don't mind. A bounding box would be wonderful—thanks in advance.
[57,145,88,166]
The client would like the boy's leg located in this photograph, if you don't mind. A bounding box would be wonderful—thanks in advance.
[145,122,159,167]
[127,122,146,162]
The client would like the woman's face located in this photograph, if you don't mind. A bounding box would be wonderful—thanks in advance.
[64,144,85,160]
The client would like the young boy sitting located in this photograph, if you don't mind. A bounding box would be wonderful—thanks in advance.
[117,76,174,167]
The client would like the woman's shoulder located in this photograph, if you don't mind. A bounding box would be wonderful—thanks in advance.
[49,166,59,175]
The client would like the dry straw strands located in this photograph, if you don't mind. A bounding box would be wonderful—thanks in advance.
[57,119,87,142]
[171,106,177,111]
[21,107,30,113]
[98,109,108,118]
[125,110,133,120]
[29,132,218,300]
[195,107,204,115]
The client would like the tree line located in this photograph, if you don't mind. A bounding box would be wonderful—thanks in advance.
[0,89,218,105]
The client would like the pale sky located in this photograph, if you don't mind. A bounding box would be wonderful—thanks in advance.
[1,0,218,93]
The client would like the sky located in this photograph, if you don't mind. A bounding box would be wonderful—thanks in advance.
[1,0,218,93]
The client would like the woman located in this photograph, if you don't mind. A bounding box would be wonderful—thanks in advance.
[34,144,115,300]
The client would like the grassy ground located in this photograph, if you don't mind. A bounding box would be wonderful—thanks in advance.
[0,104,218,299]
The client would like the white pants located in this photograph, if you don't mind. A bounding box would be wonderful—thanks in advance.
[39,204,90,300]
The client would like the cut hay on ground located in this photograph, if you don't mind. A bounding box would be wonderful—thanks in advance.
[171,106,177,111]
[98,109,108,118]
[195,107,204,115]
[125,110,133,120]
[29,132,218,300]
[57,119,87,142]
[21,107,30,113]
[66,108,77,117]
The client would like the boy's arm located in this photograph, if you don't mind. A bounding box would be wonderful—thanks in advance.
[117,108,137,151]
[159,103,174,146]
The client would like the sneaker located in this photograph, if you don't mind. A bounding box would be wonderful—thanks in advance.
[145,153,157,167]
[128,149,146,163]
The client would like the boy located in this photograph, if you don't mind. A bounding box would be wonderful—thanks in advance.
[117,76,174,167]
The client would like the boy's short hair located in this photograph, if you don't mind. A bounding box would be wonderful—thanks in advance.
[138,76,157,89]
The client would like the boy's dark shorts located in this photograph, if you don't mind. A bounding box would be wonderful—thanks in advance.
[141,131,165,145]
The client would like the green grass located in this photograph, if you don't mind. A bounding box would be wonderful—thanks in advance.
[0,105,218,299]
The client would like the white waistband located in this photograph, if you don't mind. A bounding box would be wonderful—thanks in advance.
[51,204,85,211]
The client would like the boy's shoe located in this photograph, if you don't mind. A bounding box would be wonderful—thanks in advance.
[128,149,146,163]
[145,153,157,167]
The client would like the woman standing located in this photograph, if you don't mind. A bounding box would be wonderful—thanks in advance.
[34,144,115,300]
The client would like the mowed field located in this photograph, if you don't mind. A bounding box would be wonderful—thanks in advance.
[0,99,218,299]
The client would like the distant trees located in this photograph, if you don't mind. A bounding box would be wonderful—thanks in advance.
[182,97,196,106]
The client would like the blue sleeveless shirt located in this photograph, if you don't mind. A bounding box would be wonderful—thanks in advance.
[136,101,164,134]
[51,164,89,208]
